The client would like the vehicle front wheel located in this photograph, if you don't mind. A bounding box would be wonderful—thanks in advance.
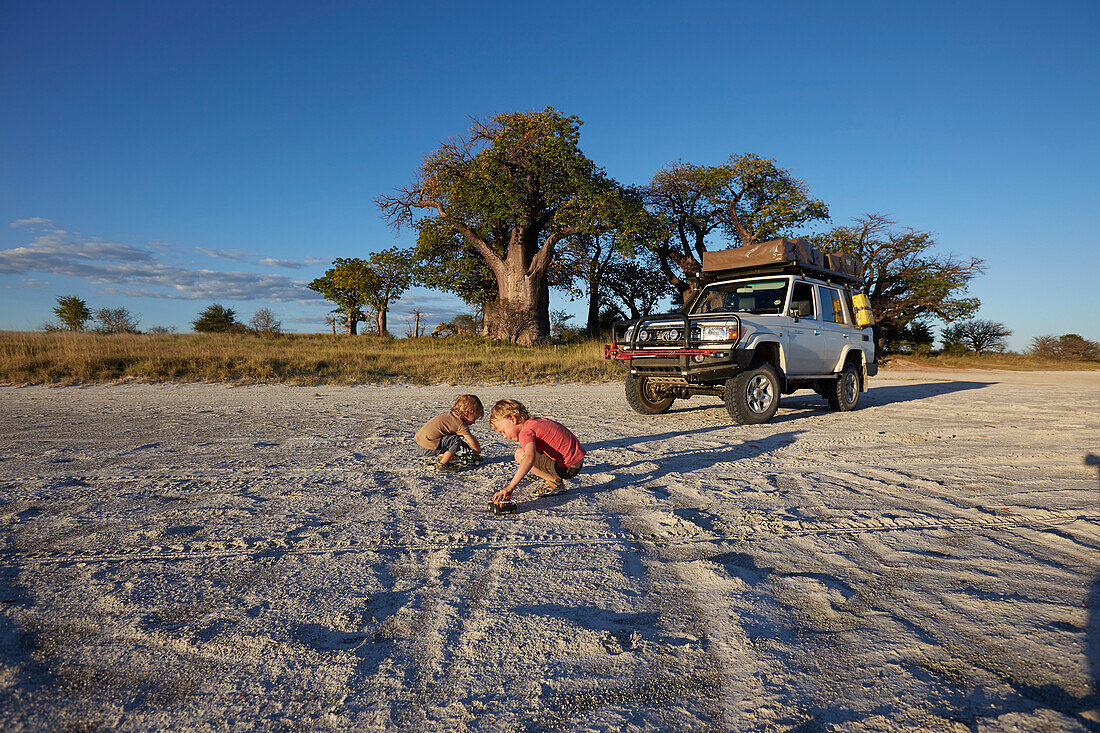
[826,363,861,411]
[625,375,675,415]
[725,361,780,424]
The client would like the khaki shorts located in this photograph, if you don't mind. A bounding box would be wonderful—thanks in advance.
[533,452,583,480]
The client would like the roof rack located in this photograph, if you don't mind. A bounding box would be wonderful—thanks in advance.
[699,238,866,287]
[700,262,865,287]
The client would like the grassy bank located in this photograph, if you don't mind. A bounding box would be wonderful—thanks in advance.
[0,332,624,385]
[880,352,1099,371]
[2,332,1094,386]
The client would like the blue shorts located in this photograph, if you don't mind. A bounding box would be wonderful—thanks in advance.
[420,433,470,456]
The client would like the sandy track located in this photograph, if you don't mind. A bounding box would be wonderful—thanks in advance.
[1,369,1098,731]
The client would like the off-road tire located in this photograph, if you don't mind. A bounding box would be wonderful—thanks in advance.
[625,375,675,415]
[826,362,861,412]
[725,361,780,424]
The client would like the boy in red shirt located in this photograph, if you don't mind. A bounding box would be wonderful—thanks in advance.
[489,398,585,505]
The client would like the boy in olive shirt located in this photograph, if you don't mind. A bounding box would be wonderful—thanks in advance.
[414,394,484,472]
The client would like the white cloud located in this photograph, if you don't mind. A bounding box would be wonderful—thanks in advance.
[4,277,50,289]
[0,223,322,302]
[259,257,308,269]
[10,217,53,228]
[195,247,254,263]
[197,247,315,270]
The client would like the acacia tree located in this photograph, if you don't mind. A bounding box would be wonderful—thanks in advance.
[551,189,648,337]
[323,313,339,335]
[52,295,91,331]
[955,320,1012,355]
[643,155,829,305]
[552,232,619,337]
[812,214,985,351]
[602,250,676,321]
[378,108,631,344]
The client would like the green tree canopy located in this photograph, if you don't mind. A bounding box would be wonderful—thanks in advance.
[192,304,242,333]
[378,107,636,344]
[52,295,91,331]
[717,153,830,246]
[308,258,372,335]
[550,187,649,337]
[362,247,414,336]
[412,218,498,317]
[811,214,985,350]
[643,154,829,305]
[602,248,675,321]
[308,252,414,336]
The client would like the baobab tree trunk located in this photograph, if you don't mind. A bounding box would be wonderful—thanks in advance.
[375,308,388,337]
[485,271,545,345]
[482,234,553,345]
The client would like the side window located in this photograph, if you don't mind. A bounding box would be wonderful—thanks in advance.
[841,290,855,324]
[818,287,846,324]
[790,282,815,319]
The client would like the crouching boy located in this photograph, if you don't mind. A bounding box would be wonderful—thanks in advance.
[490,399,585,504]
[415,394,484,472]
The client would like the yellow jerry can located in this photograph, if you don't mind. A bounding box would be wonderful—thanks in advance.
[852,293,874,328]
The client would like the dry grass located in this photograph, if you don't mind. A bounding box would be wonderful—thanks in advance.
[2,332,1094,386]
[882,352,1100,371]
[0,331,622,385]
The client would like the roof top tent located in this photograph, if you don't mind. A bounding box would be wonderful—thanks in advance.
[699,238,865,287]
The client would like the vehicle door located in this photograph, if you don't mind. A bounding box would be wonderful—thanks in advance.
[785,281,830,374]
[816,284,856,371]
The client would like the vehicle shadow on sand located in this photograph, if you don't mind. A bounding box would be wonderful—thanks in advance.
[530,429,803,508]
[863,380,994,405]
[628,380,995,424]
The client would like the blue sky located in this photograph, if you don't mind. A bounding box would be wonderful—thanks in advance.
[2,0,1097,350]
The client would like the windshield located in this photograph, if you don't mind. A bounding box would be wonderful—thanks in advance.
[691,279,790,315]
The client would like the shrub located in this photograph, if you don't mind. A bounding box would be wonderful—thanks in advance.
[1030,334,1100,361]
[192,304,241,333]
[93,307,141,334]
[249,308,282,336]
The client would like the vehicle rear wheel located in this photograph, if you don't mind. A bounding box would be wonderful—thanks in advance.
[826,362,861,411]
[625,375,675,414]
[725,361,780,424]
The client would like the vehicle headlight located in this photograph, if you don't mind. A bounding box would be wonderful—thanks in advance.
[637,330,650,342]
[700,326,739,341]
[660,329,680,341]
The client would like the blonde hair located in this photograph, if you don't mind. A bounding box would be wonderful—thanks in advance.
[451,394,484,421]
[490,399,529,426]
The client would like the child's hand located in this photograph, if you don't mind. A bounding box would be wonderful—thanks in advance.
[492,487,512,504]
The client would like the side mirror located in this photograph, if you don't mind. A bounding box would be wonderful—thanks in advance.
[788,308,800,323]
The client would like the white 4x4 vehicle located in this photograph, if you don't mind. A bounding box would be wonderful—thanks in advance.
[605,239,877,424]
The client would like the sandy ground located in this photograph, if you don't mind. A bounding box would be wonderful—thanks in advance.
[1,368,1098,732]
